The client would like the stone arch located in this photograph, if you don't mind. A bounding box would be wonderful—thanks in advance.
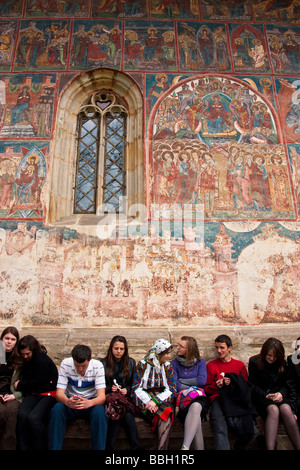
[46,68,144,234]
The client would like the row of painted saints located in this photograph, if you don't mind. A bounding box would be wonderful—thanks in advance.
[149,76,296,219]
[2,0,300,22]
[151,141,294,217]
[0,19,298,73]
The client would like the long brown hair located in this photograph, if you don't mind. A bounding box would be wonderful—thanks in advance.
[1,326,22,369]
[104,335,129,379]
[180,336,200,364]
[256,337,285,373]
[18,335,47,355]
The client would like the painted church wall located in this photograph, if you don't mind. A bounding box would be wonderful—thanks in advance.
[0,0,299,340]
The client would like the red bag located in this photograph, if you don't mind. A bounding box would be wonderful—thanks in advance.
[105,390,137,420]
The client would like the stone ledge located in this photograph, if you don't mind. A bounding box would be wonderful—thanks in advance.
[61,416,294,451]
[5,324,299,367]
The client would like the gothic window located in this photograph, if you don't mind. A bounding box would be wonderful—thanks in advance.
[47,69,144,234]
[74,91,127,215]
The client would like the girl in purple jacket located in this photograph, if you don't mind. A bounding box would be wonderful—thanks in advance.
[171,336,208,450]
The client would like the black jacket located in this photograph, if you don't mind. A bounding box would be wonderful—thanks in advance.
[219,372,257,437]
[17,351,58,396]
[286,353,300,414]
[219,372,257,418]
[248,355,288,399]
[102,357,136,395]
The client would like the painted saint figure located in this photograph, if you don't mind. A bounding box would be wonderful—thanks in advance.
[268,156,292,212]
[11,86,31,126]
[250,155,272,211]
[186,97,208,134]
[196,152,218,216]
[147,74,169,116]
[15,155,40,204]
[203,94,233,135]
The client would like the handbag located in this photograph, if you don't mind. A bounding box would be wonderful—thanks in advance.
[105,390,136,420]
[175,386,206,414]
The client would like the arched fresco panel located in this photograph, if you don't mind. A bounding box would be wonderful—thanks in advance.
[147,74,296,222]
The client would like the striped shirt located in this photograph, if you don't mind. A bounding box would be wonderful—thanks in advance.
[57,357,106,399]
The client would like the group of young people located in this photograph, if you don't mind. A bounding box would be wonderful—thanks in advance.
[0,326,300,451]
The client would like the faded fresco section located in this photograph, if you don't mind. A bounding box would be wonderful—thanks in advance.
[0,220,299,327]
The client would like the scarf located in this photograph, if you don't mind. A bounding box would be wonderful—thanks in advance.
[143,338,172,373]
[175,354,197,368]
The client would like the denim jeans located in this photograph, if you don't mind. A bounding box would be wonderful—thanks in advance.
[209,398,257,450]
[48,401,107,450]
[209,398,231,450]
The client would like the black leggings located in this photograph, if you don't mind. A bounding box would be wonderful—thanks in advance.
[16,395,56,450]
[106,411,139,450]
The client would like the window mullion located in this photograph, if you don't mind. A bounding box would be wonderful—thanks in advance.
[96,114,105,214]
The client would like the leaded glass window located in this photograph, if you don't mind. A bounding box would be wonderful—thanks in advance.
[74,91,127,214]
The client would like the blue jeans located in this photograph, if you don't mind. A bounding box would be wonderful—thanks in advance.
[48,402,107,450]
[209,398,230,450]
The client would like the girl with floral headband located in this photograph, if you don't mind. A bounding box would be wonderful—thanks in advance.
[131,338,176,450]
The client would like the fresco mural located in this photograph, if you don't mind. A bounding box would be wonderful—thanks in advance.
[150,0,200,18]
[267,25,300,73]
[0,220,299,326]
[148,74,296,221]
[0,0,298,329]
[0,20,17,71]
[252,0,300,23]
[92,0,147,18]
[124,20,177,71]
[26,0,89,18]
[0,74,56,138]
[0,1,23,18]
[14,20,70,71]
[70,20,122,70]
[276,76,300,143]
[177,22,231,72]
[0,142,49,220]
[288,144,300,209]
[229,23,271,73]
[200,0,253,21]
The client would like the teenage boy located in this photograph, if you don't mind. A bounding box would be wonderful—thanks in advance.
[205,334,257,450]
[48,344,107,450]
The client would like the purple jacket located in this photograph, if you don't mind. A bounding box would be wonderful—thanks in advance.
[171,356,207,392]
